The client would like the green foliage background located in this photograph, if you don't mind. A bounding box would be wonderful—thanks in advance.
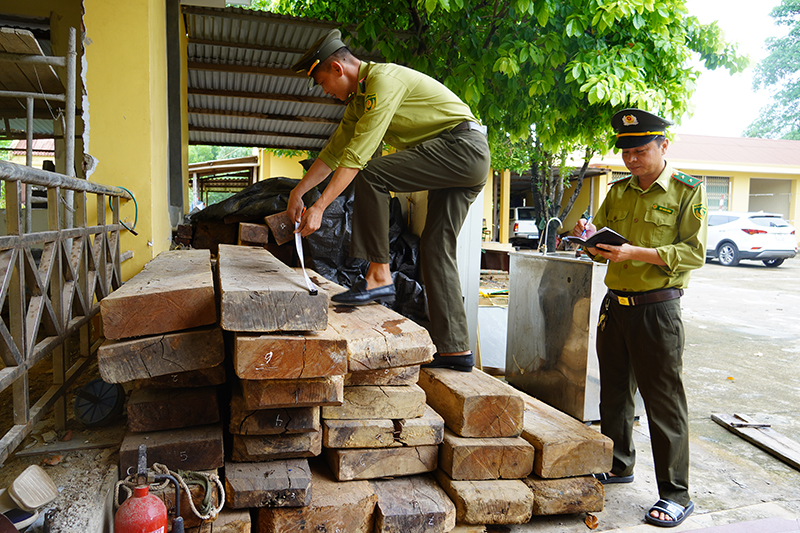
[745,0,800,140]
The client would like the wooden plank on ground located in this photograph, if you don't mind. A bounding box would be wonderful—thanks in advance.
[100,249,216,339]
[133,364,226,390]
[371,475,456,533]
[325,445,438,481]
[151,469,221,529]
[439,429,534,481]
[217,244,327,332]
[418,368,523,438]
[345,365,420,386]
[241,375,343,409]
[523,475,604,515]
[127,386,220,433]
[229,390,320,435]
[310,274,435,370]
[119,423,224,473]
[321,384,426,420]
[256,460,377,533]
[98,326,224,383]
[265,211,295,246]
[712,413,800,471]
[239,222,270,244]
[230,431,322,462]
[225,459,312,509]
[515,391,613,478]
[433,470,533,525]
[233,329,347,379]
[186,507,251,533]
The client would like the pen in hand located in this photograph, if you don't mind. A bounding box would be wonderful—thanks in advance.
[581,216,592,238]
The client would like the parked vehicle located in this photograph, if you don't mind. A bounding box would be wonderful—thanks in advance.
[706,211,798,267]
[509,207,539,247]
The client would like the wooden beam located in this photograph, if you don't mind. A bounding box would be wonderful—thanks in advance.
[371,475,456,533]
[241,375,344,410]
[229,389,320,436]
[230,431,322,462]
[99,249,216,339]
[126,387,220,433]
[233,329,347,380]
[523,475,604,516]
[418,368,524,438]
[325,445,438,481]
[439,429,535,481]
[119,423,224,472]
[433,470,533,525]
[217,245,328,333]
[225,459,312,509]
[97,326,224,383]
[321,384,426,420]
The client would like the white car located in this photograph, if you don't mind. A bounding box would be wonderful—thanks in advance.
[706,211,798,267]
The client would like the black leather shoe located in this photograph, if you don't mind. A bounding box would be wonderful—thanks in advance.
[331,278,395,306]
[421,353,474,372]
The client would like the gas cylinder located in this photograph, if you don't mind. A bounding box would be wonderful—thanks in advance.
[114,485,168,533]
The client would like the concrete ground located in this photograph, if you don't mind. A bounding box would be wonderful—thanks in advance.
[509,255,800,532]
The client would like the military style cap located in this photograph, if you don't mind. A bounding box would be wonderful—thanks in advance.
[291,29,347,79]
[611,108,674,149]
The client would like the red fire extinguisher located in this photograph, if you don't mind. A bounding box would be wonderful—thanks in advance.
[115,484,167,533]
[115,445,184,533]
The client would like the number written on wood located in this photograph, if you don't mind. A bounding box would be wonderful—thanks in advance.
[255,351,274,372]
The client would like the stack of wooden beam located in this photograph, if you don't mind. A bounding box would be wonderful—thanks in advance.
[97,249,226,528]
[217,244,335,514]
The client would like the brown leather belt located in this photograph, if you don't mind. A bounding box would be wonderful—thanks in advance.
[450,121,486,134]
[608,288,683,306]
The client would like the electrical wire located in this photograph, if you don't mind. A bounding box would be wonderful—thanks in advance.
[109,186,138,235]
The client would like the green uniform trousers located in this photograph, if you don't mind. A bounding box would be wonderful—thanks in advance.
[596,293,690,506]
[350,128,490,353]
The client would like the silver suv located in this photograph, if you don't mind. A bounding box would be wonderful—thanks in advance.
[706,211,798,267]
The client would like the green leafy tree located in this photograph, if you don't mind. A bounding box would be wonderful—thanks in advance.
[745,0,800,140]
[257,0,747,246]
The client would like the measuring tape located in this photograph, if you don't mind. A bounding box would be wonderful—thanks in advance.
[294,220,319,295]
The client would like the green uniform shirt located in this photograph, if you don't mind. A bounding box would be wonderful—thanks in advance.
[318,62,477,170]
[591,162,708,292]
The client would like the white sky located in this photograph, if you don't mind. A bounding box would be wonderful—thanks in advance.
[675,0,784,137]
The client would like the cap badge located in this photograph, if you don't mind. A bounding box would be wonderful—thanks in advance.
[622,114,638,126]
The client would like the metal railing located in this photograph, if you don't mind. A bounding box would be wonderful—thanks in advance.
[0,160,131,464]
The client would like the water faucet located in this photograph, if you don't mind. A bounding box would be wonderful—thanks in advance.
[540,216,563,254]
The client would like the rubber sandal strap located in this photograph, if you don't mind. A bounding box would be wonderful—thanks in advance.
[650,499,684,522]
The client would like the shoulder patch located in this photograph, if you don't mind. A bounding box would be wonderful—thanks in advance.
[365,93,377,112]
[609,174,631,186]
[672,171,701,188]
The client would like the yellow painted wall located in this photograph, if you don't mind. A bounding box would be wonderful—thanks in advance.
[83,0,171,280]
[257,150,307,180]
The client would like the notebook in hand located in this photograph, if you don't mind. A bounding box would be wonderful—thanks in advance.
[563,227,629,247]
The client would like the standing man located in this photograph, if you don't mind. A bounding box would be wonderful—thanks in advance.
[572,108,707,527]
[288,30,491,372]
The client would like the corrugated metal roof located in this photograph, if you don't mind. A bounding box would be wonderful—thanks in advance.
[183,6,382,151]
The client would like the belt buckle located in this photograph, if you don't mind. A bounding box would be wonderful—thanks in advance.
[617,296,630,306]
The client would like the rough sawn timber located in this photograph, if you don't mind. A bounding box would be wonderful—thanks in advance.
[99,249,217,339]
[523,475,604,515]
[229,390,320,435]
[126,386,220,433]
[418,368,523,438]
[370,475,456,533]
[98,326,224,383]
[515,391,613,478]
[439,429,534,480]
[433,470,533,525]
[218,244,327,332]
[321,384,426,420]
[230,431,321,462]
[119,423,224,473]
[309,274,435,370]
[240,375,343,409]
[224,459,312,509]
[256,460,377,533]
[325,445,438,481]
[233,329,347,380]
